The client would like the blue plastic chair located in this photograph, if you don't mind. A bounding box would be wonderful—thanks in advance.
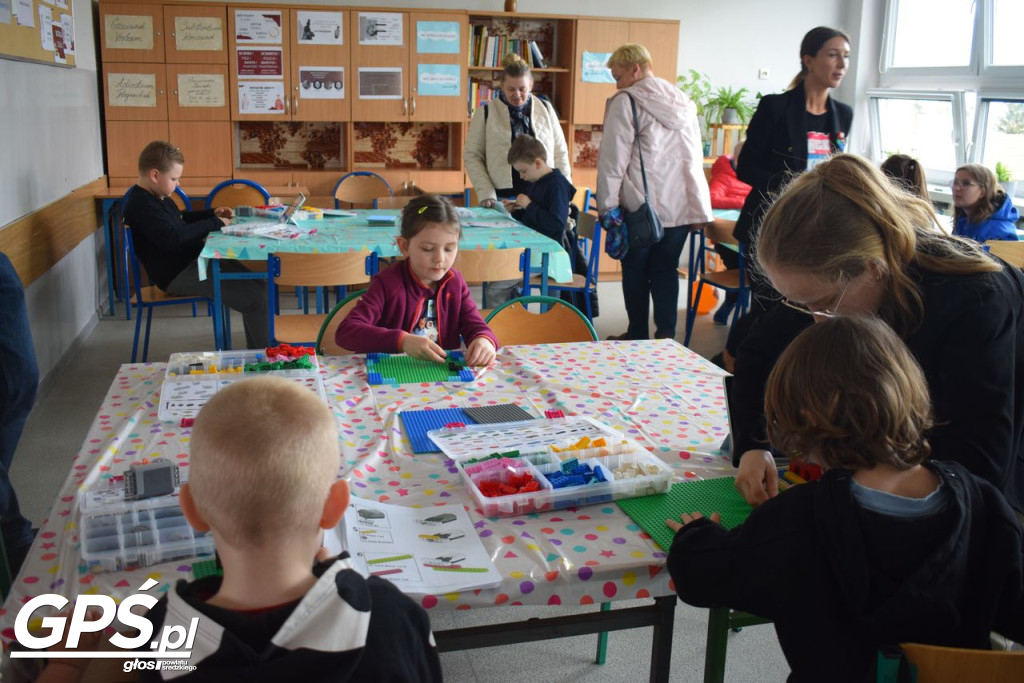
[484,295,598,344]
[524,211,601,322]
[172,186,193,210]
[334,172,393,209]
[124,227,218,362]
[206,179,271,209]
[683,221,750,347]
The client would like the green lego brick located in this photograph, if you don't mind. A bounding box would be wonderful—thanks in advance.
[617,477,755,552]
[192,558,223,580]
[365,352,473,385]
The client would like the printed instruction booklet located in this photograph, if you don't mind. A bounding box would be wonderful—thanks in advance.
[328,497,501,593]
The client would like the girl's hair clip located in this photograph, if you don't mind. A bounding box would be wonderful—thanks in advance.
[418,205,428,214]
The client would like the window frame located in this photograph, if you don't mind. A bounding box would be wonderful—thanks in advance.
[866,89,968,182]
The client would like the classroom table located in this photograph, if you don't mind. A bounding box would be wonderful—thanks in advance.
[0,340,732,680]
[94,185,309,318]
[197,207,576,350]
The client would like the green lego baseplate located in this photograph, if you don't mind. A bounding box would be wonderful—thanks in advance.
[365,351,474,385]
[617,477,755,552]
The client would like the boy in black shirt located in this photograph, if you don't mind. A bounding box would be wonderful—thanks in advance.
[505,134,576,242]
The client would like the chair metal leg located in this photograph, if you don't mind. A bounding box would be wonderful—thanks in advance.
[191,302,198,317]
[142,308,154,362]
[131,305,144,363]
[704,607,731,683]
[595,601,612,664]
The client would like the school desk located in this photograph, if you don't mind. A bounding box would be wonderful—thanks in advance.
[197,207,576,349]
[94,186,309,319]
[0,340,732,681]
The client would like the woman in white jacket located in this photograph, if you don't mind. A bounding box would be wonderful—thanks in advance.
[597,44,712,341]
[464,53,572,305]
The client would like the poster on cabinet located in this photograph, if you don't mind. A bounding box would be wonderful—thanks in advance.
[175,16,223,52]
[297,11,342,45]
[234,9,281,44]
[358,67,402,99]
[357,12,402,46]
[237,47,283,78]
[299,67,344,99]
[178,73,226,107]
[239,81,286,114]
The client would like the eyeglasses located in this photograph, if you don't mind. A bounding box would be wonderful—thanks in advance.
[950,179,978,189]
[780,280,851,318]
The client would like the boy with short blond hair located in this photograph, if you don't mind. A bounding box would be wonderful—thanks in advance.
[142,377,442,682]
[123,141,269,349]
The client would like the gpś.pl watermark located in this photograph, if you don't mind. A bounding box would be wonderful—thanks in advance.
[9,578,198,672]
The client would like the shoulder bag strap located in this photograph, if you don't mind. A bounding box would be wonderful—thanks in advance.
[627,94,651,203]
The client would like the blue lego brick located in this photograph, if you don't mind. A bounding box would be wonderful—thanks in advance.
[399,408,477,454]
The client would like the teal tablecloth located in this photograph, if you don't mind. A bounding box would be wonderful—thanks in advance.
[197,207,572,282]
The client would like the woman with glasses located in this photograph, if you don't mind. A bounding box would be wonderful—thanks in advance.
[951,163,1020,243]
[731,154,1024,519]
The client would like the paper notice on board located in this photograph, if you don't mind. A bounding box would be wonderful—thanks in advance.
[105,15,153,50]
[52,22,66,63]
[297,10,342,45]
[61,13,74,53]
[0,2,11,26]
[234,9,282,44]
[39,5,53,50]
[15,0,32,27]
[175,16,223,52]
[178,74,226,107]
[238,81,286,114]
[358,68,402,99]
[358,12,403,46]
[416,21,459,54]
[299,67,344,99]
[54,0,67,8]
[237,47,283,78]
[107,73,157,108]
[582,52,615,83]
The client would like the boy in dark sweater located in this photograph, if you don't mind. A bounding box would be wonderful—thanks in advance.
[505,134,576,242]
[122,141,268,349]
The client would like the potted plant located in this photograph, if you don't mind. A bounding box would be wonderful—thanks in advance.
[705,86,756,125]
[996,161,1017,198]
[677,69,712,155]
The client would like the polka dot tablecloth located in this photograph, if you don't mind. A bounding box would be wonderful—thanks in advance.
[0,340,733,638]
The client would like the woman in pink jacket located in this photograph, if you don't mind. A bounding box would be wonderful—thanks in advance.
[596,44,713,341]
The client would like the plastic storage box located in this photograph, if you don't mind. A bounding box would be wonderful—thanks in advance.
[78,490,214,572]
[429,417,673,517]
[158,350,326,422]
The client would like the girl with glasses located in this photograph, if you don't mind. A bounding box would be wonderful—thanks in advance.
[730,154,1024,521]
[951,163,1020,243]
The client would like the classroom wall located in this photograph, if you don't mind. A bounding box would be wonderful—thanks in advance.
[0,0,103,379]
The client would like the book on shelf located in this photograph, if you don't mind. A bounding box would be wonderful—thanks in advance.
[529,40,547,69]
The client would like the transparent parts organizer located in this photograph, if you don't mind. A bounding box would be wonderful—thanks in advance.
[429,417,673,517]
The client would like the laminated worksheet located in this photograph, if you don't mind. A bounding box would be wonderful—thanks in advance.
[334,497,501,593]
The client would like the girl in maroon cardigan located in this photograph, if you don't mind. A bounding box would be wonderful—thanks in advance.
[335,194,498,365]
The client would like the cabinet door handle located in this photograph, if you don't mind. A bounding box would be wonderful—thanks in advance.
[403,97,408,116]
[293,94,298,115]
[411,95,416,116]
[284,95,288,114]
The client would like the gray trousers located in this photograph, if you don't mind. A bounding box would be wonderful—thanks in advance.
[166,260,269,349]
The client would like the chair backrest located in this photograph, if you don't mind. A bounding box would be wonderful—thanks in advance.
[270,252,378,288]
[374,195,415,210]
[454,248,526,283]
[172,187,193,211]
[123,227,147,302]
[334,172,393,209]
[316,290,365,355]
[575,187,592,213]
[464,186,480,207]
[207,179,271,209]
[897,643,1024,682]
[705,217,738,246]
[484,295,598,345]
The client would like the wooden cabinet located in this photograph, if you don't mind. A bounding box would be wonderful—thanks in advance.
[573,20,628,126]
[289,9,350,122]
[102,62,168,122]
[164,5,227,64]
[351,11,466,122]
[100,3,165,63]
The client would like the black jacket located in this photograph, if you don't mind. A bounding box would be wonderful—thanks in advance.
[731,262,1024,513]
[732,81,853,245]
[668,461,1024,683]
[512,168,576,242]
[123,185,223,290]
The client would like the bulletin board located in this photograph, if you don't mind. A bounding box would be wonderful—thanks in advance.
[0,0,77,68]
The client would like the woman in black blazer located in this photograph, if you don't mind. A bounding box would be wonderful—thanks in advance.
[731,154,1024,518]
[715,27,853,364]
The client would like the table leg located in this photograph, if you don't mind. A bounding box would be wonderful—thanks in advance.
[649,595,676,683]
[101,199,117,317]
[540,251,550,298]
[212,260,225,351]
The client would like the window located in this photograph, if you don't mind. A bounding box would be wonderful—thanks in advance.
[868,91,966,179]
[973,98,1024,194]
[990,0,1024,67]
[886,0,975,70]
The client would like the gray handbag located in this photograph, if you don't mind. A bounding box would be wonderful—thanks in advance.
[624,94,664,250]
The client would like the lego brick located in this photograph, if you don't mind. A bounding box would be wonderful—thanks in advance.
[617,477,755,552]
[399,408,476,454]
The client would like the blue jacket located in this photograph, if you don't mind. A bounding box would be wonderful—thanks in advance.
[954,194,1020,242]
